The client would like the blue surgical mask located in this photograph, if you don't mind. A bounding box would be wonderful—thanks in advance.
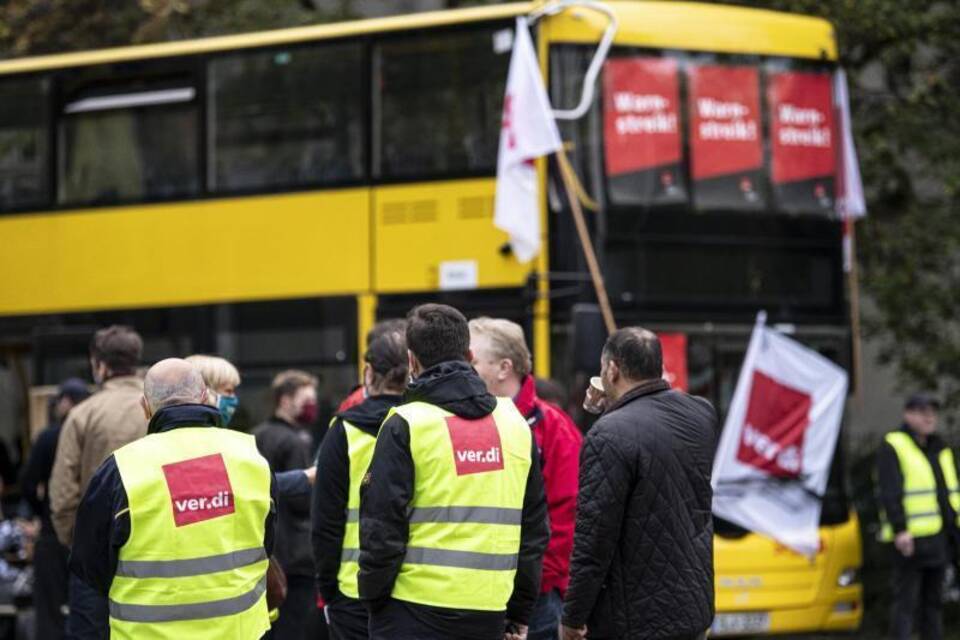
[217,394,239,426]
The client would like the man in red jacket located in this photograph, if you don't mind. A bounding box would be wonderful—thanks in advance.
[469,317,582,640]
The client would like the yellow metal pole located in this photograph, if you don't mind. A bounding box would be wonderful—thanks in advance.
[357,293,377,382]
[533,18,552,378]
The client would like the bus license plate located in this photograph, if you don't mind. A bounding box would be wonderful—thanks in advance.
[711,612,770,635]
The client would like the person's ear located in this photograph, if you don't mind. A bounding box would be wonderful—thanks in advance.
[466,348,475,365]
[407,350,420,379]
[363,363,374,389]
[497,358,512,382]
[608,360,621,384]
[140,395,152,420]
[199,388,208,406]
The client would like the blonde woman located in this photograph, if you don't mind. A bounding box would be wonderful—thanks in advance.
[186,354,316,493]
[185,354,240,426]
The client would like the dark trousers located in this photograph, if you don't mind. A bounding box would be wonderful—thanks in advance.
[65,573,108,640]
[267,575,321,640]
[890,558,945,640]
[34,533,69,640]
[527,589,563,640]
[326,596,368,640]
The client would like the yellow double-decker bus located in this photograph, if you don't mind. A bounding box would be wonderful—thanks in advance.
[0,1,861,634]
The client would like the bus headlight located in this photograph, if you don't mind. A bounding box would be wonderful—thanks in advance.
[837,567,860,587]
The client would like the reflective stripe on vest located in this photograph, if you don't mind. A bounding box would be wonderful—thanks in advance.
[109,427,272,640]
[337,421,378,599]
[939,447,960,528]
[389,398,532,612]
[879,431,954,541]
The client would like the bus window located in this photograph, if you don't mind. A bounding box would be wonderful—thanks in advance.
[0,76,50,211]
[208,42,365,193]
[59,75,200,205]
[375,25,509,179]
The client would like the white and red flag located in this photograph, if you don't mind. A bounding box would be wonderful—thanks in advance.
[834,69,867,272]
[712,312,848,555]
[494,18,563,263]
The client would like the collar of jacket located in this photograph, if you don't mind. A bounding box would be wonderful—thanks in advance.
[606,378,671,414]
[337,394,402,435]
[102,375,143,392]
[404,360,497,419]
[148,403,221,434]
[900,423,945,452]
[513,374,539,418]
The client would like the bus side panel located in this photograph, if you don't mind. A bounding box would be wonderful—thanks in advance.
[0,189,371,315]
[373,178,530,293]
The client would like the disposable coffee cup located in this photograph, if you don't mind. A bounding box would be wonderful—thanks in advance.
[584,376,606,415]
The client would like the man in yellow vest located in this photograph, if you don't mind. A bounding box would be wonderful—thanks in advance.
[69,358,276,640]
[877,393,960,640]
[312,328,408,639]
[358,304,549,640]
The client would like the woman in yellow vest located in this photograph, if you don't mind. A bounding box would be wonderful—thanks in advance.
[69,358,277,640]
[358,304,550,640]
[312,328,408,639]
[877,393,960,640]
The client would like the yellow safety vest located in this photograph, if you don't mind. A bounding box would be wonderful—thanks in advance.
[388,398,532,612]
[880,431,960,541]
[338,420,378,598]
[109,427,272,640]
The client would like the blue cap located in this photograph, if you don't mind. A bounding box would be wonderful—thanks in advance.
[58,378,91,404]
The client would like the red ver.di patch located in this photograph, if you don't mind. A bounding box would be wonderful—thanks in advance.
[163,453,235,526]
[446,415,504,476]
[736,371,811,478]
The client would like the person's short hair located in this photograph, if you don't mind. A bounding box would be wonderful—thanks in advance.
[602,327,662,381]
[271,370,318,408]
[143,362,206,411]
[185,355,241,393]
[89,325,143,375]
[406,304,470,369]
[365,330,408,390]
[468,317,532,378]
[366,318,407,347]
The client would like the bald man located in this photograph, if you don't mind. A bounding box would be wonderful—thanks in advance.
[69,359,277,640]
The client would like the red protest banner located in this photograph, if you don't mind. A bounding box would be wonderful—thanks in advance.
[688,65,765,210]
[603,57,685,206]
[768,71,836,213]
[689,65,762,180]
[658,332,688,392]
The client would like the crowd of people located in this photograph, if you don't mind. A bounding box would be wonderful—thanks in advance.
[11,301,960,640]
[15,303,719,640]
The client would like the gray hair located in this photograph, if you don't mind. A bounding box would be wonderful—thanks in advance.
[143,358,206,412]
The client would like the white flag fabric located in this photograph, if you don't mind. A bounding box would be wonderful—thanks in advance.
[834,69,866,219]
[494,18,563,263]
[712,312,848,555]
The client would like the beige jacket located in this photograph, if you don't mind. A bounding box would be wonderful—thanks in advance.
[49,375,147,547]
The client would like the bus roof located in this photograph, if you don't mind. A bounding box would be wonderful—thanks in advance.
[0,1,835,75]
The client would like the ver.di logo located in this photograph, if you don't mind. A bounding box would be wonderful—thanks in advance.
[736,370,811,478]
[446,414,505,476]
[162,453,236,527]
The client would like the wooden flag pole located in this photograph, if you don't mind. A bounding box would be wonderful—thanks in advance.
[846,217,864,406]
[556,147,617,335]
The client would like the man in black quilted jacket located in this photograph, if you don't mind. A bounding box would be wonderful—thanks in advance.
[561,328,719,640]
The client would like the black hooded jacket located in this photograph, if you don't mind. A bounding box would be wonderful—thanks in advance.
[312,394,403,602]
[357,361,549,638]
